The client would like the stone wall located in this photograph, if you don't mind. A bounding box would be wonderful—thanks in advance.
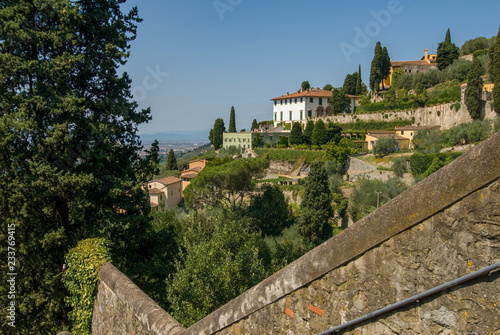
[92,263,184,335]
[181,131,500,335]
[311,100,497,130]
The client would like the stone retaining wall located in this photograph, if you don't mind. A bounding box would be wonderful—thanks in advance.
[92,263,184,335]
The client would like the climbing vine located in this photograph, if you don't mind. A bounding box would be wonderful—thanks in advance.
[62,238,112,335]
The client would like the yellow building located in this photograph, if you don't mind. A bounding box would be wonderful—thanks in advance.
[381,48,438,89]
[147,176,183,210]
[359,131,410,152]
[180,159,208,191]
[395,125,440,143]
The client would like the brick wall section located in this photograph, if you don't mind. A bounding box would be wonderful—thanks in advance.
[92,263,184,335]
[181,131,500,335]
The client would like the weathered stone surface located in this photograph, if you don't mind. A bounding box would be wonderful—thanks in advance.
[92,263,184,335]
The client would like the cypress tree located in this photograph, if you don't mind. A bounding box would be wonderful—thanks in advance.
[251,119,258,131]
[465,58,484,119]
[166,149,178,171]
[304,120,315,145]
[312,119,328,146]
[210,118,225,150]
[437,28,459,70]
[380,46,391,90]
[356,64,362,95]
[298,162,333,243]
[290,122,304,145]
[370,42,383,92]
[229,106,236,132]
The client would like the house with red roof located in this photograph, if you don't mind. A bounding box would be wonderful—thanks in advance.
[271,87,358,127]
[180,159,208,191]
[147,176,183,210]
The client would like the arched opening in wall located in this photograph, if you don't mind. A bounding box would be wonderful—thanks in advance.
[316,106,324,117]
[325,106,333,116]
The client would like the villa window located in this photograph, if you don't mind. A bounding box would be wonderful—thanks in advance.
[300,97,303,103]
[274,101,277,105]
[280,112,283,121]
[309,97,313,103]
[319,98,323,105]
[300,111,303,120]
[295,98,297,103]
[401,131,404,135]
[274,113,277,121]
[281,100,283,105]
[269,136,273,141]
[289,111,292,120]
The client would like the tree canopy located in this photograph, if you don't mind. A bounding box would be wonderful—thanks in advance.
[311,119,328,146]
[437,28,460,70]
[301,81,311,90]
[0,1,160,332]
[370,42,391,92]
[290,122,304,145]
[330,87,351,115]
[465,58,484,119]
[166,149,178,171]
[251,118,258,131]
[209,118,225,150]
[184,158,269,210]
[298,162,333,243]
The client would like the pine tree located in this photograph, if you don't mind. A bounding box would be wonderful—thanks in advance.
[166,149,178,170]
[437,28,460,70]
[301,81,311,90]
[0,1,160,332]
[229,106,236,132]
[298,162,333,243]
[356,64,362,95]
[465,58,484,119]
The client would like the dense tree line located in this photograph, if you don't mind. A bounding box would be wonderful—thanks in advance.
[0,1,165,332]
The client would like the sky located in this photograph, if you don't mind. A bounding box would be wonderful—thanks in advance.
[119,0,500,135]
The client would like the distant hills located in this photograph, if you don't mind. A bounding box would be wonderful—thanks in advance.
[140,130,209,143]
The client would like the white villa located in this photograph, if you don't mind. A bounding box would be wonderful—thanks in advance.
[271,87,358,127]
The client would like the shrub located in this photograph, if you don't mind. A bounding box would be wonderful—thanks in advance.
[62,238,112,335]
[392,156,409,178]
[409,152,462,177]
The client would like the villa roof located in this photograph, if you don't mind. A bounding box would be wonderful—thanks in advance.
[367,132,408,141]
[271,88,359,101]
[148,188,163,195]
[391,59,437,67]
[154,176,182,186]
[181,173,198,179]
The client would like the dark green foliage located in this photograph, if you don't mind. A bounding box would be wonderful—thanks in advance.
[165,213,268,327]
[356,65,362,95]
[326,121,342,144]
[323,138,359,166]
[372,136,398,157]
[409,152,462,177]
[209,118,225,150]
[185,158,269,210]
[437,28,460,70]
[229,106,236,132]
[279,135,289,147]
[253,148,325,164]
[330,87,351,115]
[413,128,445,153]
[166,149,178,171]
[370,42,384,91]
[251,119,258,131]
[312,119,328,146]
[301,81,311,90]
[493,27,500,113]
[304,120,315,145]
[298,162,333,243]
[349,177,408,222]
[465,58,484,119]
[248,185,292,236]
[252,133,263,148]
[380,46,391,90]
[323,84,334,91]
[0,1,161,332]
[446,120,491,145]
[342,72,358,95]
[461,36,489,55]
[290,122,304,145]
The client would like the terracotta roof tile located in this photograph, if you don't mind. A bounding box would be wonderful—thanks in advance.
[148,188,163,195]
[155,176,182,186]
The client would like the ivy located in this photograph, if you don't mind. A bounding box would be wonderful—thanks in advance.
[62,238,112,335]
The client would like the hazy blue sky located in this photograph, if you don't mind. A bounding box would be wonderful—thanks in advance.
[119,0,500,135]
